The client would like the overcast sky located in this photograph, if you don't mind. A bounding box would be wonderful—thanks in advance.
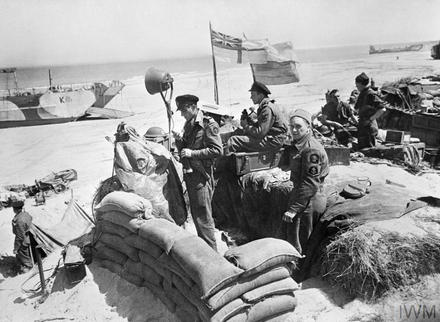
[1,0,440,67]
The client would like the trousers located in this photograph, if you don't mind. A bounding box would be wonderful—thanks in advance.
[226,134,286,153]
[185,171,217,251]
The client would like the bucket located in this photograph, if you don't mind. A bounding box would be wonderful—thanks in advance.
[144,67,173,95]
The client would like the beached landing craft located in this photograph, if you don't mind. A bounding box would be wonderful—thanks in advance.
[0,68,133,128]
[369,43,423,55]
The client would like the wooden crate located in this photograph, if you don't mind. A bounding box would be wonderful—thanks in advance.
[324,146,350,166]
[232,149,284,175]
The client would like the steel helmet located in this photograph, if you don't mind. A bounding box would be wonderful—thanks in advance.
[144,127,168,142]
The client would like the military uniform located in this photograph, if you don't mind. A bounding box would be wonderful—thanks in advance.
[227,97,288,152]
[12,209,33,270]
[354,86,386,149]
[285,131,329,255]
[176,109,222,250]
[321,100,356,145]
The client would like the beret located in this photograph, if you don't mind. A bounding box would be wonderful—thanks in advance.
[175,94,199,110]
[355,72,369,85]
[291,109,312,125]
[11,199,24,208]
[249,81,271,96]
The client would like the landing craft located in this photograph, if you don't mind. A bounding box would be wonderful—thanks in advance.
[0,68,133,128]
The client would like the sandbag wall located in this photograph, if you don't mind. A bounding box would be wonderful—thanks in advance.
[93,191,300,322]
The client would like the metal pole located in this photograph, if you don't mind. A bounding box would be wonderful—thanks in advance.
[209,22,219,104]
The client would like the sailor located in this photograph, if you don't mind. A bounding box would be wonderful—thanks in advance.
[318,89,358,146]
[226,81,288,153]
[173,94,222,250]
[353,72,387,150]
[11,199,33,273]
[282,109,329,257]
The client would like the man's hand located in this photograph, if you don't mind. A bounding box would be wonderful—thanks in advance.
[181,148,193,158]
[13,249,18,255]
[282,211,297,223]
[172,131,182,141]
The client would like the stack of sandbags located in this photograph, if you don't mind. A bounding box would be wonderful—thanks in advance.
[93,192,300,321]
[203,238,301,321]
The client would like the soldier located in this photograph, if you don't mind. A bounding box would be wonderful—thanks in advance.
[11,199,33,273]
[282,109,329,256]
[226,81,288,153]
[354,72,386,150]
[318,89,358,146]
[173,94,222,250]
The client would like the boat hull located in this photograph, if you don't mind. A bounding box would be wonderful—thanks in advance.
[0,117,78,129]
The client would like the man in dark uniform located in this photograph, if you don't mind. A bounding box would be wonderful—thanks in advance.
[354,72,386,150]
[226,81,288,153]
[11,199,33,273]
[282,109,329,257]
[173,94,222,250]
[319,89,358,145]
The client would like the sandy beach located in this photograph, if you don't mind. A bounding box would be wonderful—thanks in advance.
[1,48,440,321]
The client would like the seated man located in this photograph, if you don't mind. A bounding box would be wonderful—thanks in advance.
[318,89,358,146]
[226,81,288,153]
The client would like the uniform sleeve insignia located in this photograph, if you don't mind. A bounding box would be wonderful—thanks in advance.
[309,154,319,164]
[308,166,319,176]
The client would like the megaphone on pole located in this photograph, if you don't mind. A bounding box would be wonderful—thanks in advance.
[144,67,174,151]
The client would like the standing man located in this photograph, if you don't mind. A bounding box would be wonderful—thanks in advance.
[174,94,222,250]
[318,89,358,146]
[282,109,329,256]
[354,72,387,150]
[226,81,288,153]
[11,199,33,273]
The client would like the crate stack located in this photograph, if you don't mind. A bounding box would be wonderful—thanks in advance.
[93,191,301,321]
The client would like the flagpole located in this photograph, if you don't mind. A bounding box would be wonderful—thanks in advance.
[209,22,219,104]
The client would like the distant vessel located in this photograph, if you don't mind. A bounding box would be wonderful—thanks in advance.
[431,42,440,59]
[0,68,133,128]
[369,44,423,55]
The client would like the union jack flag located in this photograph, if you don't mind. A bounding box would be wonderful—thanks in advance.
[211,29,243,63]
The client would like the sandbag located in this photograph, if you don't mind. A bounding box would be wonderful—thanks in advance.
[121,269,144,287]
[224,238,302,278]
[164,281,199,318]
[171,274,211,320]
[124,258,143,276]
[95,191,153,218]
[158,253,194,287]
[206,265,292,311]
[141,263,162,286]
[139,250,172,282]
[116,168,172,222]
[100,211,145,233]
[246,294,297,322]
[211,298,250,322]
[170,235,243,299]
[93,241,127,265]
[143,281,176,313]
[241,277,298,303]
[138,218,190,254]
[99,232,139,262]
[96,258,123,275]
[176,307,199,322]
[124,234,163,259]
[98,220,131,239]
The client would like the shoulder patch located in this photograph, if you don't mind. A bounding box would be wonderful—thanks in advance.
[309,153,319,164]
[308,166,319,176]
[212,125,219,135]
